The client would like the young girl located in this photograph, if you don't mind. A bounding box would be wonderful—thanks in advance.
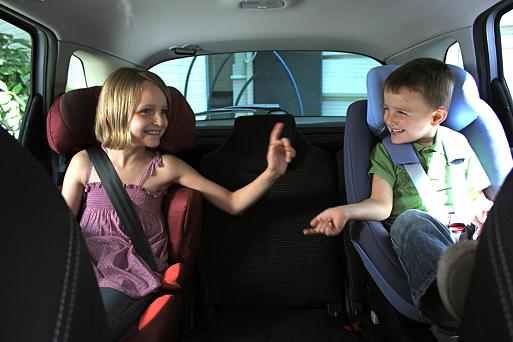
[61,67,295,338]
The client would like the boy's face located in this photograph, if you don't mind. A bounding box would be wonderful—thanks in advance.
[383,87,446,146]
[129,81,169,148]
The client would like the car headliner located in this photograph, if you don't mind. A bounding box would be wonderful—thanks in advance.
[1,0,501,66]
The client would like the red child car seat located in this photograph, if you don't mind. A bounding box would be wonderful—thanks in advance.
[46,85,202,342]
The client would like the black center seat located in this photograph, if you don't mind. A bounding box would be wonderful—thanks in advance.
[185,114,359,341]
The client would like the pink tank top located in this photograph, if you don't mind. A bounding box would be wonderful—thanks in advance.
[79,152,168,298]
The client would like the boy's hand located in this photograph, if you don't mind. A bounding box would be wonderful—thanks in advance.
[266,122,296,176]
[304,206,348,236]
[470,195,494,239]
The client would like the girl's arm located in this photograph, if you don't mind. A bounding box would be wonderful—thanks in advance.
[164,122,295,215]
[303,174,393,236]
[61,150,88,218]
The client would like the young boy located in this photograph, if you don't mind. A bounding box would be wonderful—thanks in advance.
[303,58,493,330]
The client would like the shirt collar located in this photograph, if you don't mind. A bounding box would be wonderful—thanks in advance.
[438,126,467,163]
[413,129,440,154]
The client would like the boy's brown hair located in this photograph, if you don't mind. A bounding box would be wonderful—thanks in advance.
[95,67,171,149]
[384,58,454,110]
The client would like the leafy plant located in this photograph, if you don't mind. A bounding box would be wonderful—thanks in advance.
[0,32,31,138]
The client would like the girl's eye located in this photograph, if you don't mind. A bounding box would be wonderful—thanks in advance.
[139,108,152,115]
[161,109,168,116]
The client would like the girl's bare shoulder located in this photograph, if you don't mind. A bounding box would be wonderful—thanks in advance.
[158,153,188,179]
[70,149,91,167]
[160,153,180,166]
[67,149,91,182]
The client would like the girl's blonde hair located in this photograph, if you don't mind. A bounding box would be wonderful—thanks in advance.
[95,68,171,149]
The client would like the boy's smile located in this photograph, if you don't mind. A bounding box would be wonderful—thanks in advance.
[383,87,446,146]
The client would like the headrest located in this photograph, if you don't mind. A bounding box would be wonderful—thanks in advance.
[234,114,296,173]
[367,64,481,137]
[47,86,195,154]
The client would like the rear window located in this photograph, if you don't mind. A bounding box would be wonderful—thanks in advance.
[150,51,381,126]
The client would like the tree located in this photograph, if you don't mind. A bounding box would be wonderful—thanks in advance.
[0,32,31,138]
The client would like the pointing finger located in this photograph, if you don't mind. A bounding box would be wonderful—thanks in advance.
[269,122,284,143]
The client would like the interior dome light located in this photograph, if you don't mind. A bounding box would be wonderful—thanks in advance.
[240,0,285,9]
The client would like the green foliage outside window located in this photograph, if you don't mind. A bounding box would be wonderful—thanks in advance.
[0,32,31,138]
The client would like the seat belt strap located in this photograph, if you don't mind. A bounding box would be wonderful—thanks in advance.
[403,163,450,224]
[86,145,158,272]
[448,159,472,224]
[383,133,470,225]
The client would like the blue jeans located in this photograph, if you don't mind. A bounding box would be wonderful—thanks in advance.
[390,209,454,307]
[99,287,153,340]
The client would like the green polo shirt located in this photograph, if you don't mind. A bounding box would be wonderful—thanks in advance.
[369,128,490,227]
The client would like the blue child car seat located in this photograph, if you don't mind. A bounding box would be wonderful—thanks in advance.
[344,63,513,322]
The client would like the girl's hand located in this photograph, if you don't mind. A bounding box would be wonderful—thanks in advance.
[266,122,296,176]
[304,206,348,236]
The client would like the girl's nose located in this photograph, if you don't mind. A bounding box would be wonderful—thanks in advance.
[153,113,163,126]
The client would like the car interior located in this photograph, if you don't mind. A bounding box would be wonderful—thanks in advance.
[1,0,513,341]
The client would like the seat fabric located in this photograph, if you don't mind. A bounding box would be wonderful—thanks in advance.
[46,86,202,342]
[190,114,351,341]
[0,126,109,342]
[345,64,513,324]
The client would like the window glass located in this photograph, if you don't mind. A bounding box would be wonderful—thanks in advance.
[500,10,513,89]
[445,42,463,68]
[0,19,32,138]
[66,54,87,91]
[150,51,381,124]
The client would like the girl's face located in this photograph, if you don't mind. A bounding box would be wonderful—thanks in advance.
[129,81,168,148]
[383,87,444,146]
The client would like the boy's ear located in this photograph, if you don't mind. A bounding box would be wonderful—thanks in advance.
[431,108,448,126]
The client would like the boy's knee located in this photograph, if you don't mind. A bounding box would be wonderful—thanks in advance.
[390,209,423,236]
[398,209,424,221]
[390,209,437,244]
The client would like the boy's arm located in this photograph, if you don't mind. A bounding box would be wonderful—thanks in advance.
[303,173,393,236]
[167,123,295,216]
[463,140,493,238]
[470,191,494,239]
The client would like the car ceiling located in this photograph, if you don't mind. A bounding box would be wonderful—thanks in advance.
[1,0,501,66]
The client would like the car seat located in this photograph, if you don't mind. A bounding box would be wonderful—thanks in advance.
[46,86,203,342]
[458,168,513,341]
[344,64,513,325]
[0,125,110,342]
[186,114,354,342]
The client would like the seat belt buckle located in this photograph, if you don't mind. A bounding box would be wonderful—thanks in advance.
[448,222,476,242]
[448,222,465,232]
[448,220,465,243]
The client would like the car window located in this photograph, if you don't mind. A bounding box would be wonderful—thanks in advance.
[66,54,87,91]
[500,9,513,89]
[150,51,381,125]
[445,42,464,68]
[0,19,32,138]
